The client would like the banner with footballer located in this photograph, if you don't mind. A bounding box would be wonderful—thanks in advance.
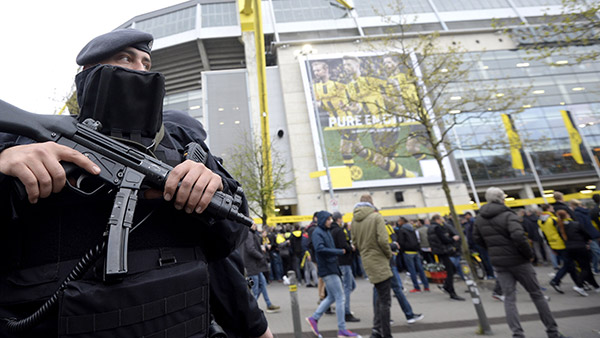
[299,52,455,190]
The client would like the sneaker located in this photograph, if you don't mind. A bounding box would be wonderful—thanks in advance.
[438,285,449,294]
[409,288,421,293]
[424,287,430,292]
[266,304,280,313]
[306,317,319,337]
[370,329,382,338]
[407,313,424,324]
[549,280,564,294]
[282,275,290,285]
[544,295,551,302]
[337,329,358,338]
[450,294,465,301]
[573,286,589,297]
[492,293,505,302]
[345,314,361,322]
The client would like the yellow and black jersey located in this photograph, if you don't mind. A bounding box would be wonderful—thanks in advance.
[386,72,420,112]
[313,80,349,117]
[345,76,387,117]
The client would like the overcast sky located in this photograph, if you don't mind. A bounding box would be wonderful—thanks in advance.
[0,1,185,115]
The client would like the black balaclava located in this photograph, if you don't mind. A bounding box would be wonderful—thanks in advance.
[74,64,165,146]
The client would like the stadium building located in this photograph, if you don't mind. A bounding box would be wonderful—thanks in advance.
[117,0,600,220]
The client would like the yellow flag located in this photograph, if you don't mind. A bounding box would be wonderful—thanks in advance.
[560,110,584,164]
[501,114,524,170]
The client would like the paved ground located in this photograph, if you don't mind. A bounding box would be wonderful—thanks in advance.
[257,266,600,338]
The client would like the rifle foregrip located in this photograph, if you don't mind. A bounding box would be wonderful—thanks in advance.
[184,143,253,227]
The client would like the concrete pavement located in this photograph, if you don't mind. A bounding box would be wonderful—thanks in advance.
[257,265,600,338]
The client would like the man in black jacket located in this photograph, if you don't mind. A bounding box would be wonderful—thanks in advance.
[398,218,430,292]
[474,187,562,338]
[331,211,360,322]
[428,214,464,301]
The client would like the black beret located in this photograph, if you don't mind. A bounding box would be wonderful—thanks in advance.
[76,28,153,66]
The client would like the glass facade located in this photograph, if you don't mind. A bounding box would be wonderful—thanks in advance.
[354,0,433,16]
[449,46,600,183]
[512,0,562,7]
[272,0,347,22]
[201,2,238,27]
[136,7,196,39]
[163,90,203,120]
[432,0,510,11]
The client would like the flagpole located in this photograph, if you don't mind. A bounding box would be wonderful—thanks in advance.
[580,133,600,181]
[523,149,548,203]
[503,113,547,203]
[452,127,481,208]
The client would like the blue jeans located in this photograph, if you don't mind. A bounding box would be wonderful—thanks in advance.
[473,244,495,277]
[403,252,429,290]
[250,273,272,307]
[312,274,346,330]
[340,265,356,314]
[450,256,466,280]
[269,251,284,281]
[590,240,600,273]
[391,262,403,286]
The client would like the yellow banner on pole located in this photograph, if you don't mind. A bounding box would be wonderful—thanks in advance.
[560,110,584,164]
[501,113,524,170]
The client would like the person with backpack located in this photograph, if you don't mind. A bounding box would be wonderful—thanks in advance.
[555,209,600,296]
[539,204,578,294]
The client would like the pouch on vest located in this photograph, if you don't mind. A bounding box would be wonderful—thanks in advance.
[58,260,209,338]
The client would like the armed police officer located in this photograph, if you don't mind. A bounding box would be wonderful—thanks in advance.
[0,28,272,338]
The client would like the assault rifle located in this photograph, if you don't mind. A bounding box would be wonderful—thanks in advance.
[0,99,253,280]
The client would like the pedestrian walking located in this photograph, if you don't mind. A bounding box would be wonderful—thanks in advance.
[474,187,565,338]
[243,223,281,313]
[352,195,423,338]
[332,211,361,322]
[539,204,578,294]
[397,217,430,292]
[305,211,358,338]
[555,209,600,296]
[428,214,465,301]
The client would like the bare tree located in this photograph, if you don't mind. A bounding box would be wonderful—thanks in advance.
[224,133,294,225]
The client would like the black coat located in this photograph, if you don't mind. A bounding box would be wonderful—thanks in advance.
[398,225,420,252]
[428,222,456,256]
[331,222,353,266]
[242,230,269,276]
[563,219,591,250]
[473,202,532,267]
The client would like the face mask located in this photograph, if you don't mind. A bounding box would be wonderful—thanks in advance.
[75,64,165,144]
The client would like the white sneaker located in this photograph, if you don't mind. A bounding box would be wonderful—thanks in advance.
[282,275,290,285]
[573,286,589,297]
[407,313,424,324]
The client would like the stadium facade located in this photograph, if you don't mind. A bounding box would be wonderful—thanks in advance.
[117,0,600,220]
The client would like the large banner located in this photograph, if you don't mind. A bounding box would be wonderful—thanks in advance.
[299,52,455,190]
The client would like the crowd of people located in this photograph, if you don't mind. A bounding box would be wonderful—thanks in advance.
[240,188,600,338]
